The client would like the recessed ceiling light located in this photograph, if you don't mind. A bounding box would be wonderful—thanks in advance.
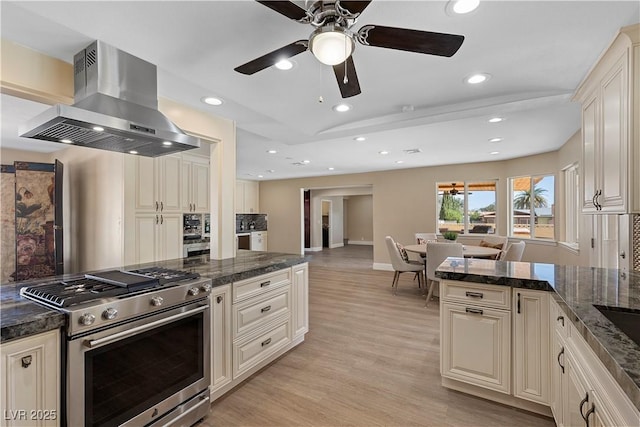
[302,160,311,164]
[450,0,480,14]
[328,167,335,171]
[379,150,389,155]
[267,150,277,154]
[267,169,275,173]
[129,150,138,155]
[333,103,351,112]
[465,73,491,84]
[92,126,104,132]
[201,96,223,106]
[488,117,504,123]
[60,139,73,144]
[257,175,264,178]
[162,141,172,146]
[490,151,500,155]
[489,137,503,143]
[354,136,366,142]
[395,160,404,164]
[275,59,294,70]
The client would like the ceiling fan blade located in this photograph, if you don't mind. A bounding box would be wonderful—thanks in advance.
[357,25,464,57]
[332,56,361,98]
[337,1,373,17]
[235,40,308,75]
[256,1,309,22]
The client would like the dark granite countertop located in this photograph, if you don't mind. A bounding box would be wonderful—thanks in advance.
[1,251,308,343]
[436,258,640,411]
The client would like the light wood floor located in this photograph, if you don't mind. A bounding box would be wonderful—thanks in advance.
[202,245,554,426]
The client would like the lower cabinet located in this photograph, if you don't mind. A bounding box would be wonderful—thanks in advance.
[0,330,60,427]
[211,263,309,401]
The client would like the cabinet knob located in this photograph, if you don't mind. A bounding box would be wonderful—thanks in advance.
[21,355,32,368]
[557,315,564,327]
[216,295,223,304]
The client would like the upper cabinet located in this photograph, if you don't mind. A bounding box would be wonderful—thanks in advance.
[574,24,639,214]
[131,155,182,213]
[182,154,210,213]
[236,180,259,213]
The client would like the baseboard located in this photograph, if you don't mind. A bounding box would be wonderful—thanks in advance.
[348,240,373,245]
[306,247,323,252]
[329,242,344,249]
[373,262,394,271]
[441,377,553,418]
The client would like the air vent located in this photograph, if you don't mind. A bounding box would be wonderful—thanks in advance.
[74,57,85,77]
[86,47,97,68]
[403,148,422,154]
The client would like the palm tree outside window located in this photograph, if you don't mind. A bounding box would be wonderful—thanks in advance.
[509,175,555,240]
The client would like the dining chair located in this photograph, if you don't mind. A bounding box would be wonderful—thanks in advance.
[413,232,437,265]
[425,242,463,306]
[500,241,526,261]
[385,236,425,295]
[477,235,508,259]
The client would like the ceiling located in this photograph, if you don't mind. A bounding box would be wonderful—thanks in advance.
[1,1,638,180]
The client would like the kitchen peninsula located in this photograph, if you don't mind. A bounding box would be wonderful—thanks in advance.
[0,251,309,426]
[436,258,640,426]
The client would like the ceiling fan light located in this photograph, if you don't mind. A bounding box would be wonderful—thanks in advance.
[310,26,354,66]
[275,59,294,70]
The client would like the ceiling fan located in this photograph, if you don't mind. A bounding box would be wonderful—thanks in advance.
[234,0,465,98]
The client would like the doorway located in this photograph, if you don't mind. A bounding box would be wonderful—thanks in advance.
[322,200,331,248]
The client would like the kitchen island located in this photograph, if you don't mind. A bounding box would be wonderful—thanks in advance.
[436,258,640,425]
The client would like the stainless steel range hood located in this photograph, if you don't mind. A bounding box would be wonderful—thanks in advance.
[20,41,200,157]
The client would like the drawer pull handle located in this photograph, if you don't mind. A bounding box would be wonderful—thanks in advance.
[465,291,483,299]
[557,315,564,327]
[260,280,271,288]
[261,338,272,347]
[21,355,32,368]
[261,305,272,313]
[216,296,223,304]
[579,393,589,422]
[584,404,595,427]
[557,346,565,374]
[465,307,483,315]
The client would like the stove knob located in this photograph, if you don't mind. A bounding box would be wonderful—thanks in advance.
[102,308,118,320]
[188,287,200,296]
[200,284,212,293]
[150,296,164,307]
[79,313,95,326]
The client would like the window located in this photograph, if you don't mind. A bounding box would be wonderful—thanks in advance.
[563,164,579,246]
[437,181,497,235]
[509,175,555,240]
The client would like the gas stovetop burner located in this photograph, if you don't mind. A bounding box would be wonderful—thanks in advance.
[21,267,200,308]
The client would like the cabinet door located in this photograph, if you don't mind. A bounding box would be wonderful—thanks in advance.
[1,330,60,427]
[157,155,182,212]
[513,290,549,404]
[157,213,183,261]
[292,263,309,340]
[599,53,628,212]
[211,285,232,393]
[244,181,259,213]
[441,302,511,394]
[565,352,591,427]
[550,330,566,426]
[181,159,192,212]
[133,213,158,264]
[192,161,209,213]
[582,93,599,213]
[235,181,245,213]
[133,156,157,211]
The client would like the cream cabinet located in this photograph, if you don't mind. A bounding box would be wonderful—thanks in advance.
[292,263,309,340]
[130,155,182,213]
[512,290,549,405]
[127,212,183,264]
[182,155,209,213]
[235,180,259,213]
[549,298,640,427]
[440,281,512,395]
[574,24,639,213]
[0,330,60,427]
[210,284,232,395]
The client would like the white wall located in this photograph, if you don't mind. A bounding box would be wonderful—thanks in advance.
[346,195,373,244]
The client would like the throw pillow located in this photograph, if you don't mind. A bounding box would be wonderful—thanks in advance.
[479,240,504,250]
[396,242,409,263]
[417,237,426,245]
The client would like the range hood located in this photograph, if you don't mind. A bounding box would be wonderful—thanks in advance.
[20,41,200,157]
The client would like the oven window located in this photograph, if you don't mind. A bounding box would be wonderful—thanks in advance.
[84,313,204,427]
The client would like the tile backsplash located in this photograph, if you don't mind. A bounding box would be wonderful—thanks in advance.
[236,214,267,232]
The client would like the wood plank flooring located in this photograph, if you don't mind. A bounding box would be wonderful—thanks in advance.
[201,245,554,426]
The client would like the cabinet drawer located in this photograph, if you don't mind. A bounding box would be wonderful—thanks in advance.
[550,297,568,339]
[232,319,291,378]
[233,269,291,303]
[441,281,511,309]
[233,287,290,338]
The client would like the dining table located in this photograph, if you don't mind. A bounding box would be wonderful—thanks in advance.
[404,243,502,259]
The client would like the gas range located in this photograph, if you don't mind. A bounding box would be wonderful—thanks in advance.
[20,266,211,336]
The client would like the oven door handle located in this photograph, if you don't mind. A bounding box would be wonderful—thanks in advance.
[84,304,208,349]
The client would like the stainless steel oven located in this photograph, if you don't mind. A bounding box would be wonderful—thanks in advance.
[21,268,212,427]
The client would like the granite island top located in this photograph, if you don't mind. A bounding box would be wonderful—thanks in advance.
[436,257,640,411]
[1,250,308,343]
